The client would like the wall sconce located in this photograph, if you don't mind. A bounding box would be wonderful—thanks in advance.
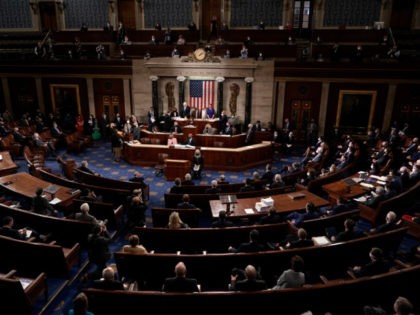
[136,0,144,12]
[29,0,39,14]
[56,0,66,13]
[108,0,115,13]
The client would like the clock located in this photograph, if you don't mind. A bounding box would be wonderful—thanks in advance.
[193,48,207,61]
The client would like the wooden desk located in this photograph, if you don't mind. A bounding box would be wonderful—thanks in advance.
[209,190,329,219]
[0,151,18,176]
[123,141,272,171]
[0,172,80,211]
[164,159,191,181]
[172,118,220,132]
[322,174,377,204]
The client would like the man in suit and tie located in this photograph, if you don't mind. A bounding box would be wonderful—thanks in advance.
[180,101,191,118]
[223,122,233,135]
[183,133,195,146]
[245,123,255,145]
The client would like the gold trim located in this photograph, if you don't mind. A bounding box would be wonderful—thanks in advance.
[336,90,377,130]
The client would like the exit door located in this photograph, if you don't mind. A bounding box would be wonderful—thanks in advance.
[290,99,312,143]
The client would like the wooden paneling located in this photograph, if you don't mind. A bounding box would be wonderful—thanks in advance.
[8,77,37,118]
[202,0,222,40]
[39,1,58,32]
[392,84,420,136]
[93,78,125,120]
[118,0,136,30]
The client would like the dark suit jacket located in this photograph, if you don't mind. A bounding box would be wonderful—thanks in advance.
[0,227,24,240]
[232,279,267,291]
[180,106,191,118]
[177,202,196,209]
[162,276,199,292]
[92,279,124,291]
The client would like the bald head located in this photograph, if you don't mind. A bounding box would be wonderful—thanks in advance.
[175,261,187,278]
[245,265,257,281]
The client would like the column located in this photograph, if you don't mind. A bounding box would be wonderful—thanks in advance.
[86,78,95,115]
[1,78,13,115]
[318,82,330,137]
[244,77,254,131]
[383,84,397,133]
[123,78,131,115]
[150,76,159,117]
[35,78,45,113]
[176,76,186,112]
[216,77,225,116]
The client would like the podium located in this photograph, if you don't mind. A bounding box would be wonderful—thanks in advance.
[164,159,191,181]
[219,194,238,215]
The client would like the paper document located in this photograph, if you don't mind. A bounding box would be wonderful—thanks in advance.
[360,182,374,189]
[49,197,61,205]
[244,208,254,214]
[312,236,331,246]
[354,196,367,203]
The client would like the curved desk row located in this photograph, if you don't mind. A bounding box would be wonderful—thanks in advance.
[123,141,272,171]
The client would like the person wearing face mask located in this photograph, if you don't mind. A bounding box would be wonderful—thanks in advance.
[191,149,204,179]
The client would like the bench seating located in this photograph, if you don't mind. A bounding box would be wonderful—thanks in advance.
[133,222,292,254]
[84,263,420,315]
[72,199,124,229]
[164,185,295,214]
[0,133,22,156]
[359,180,420,224]
[38,169,132,206]
[0,234,80,277]
[73,168,150,201]
[0,203,93,248]
[151,207,202,228]
[0,270,48,315]
[115,227,407,291]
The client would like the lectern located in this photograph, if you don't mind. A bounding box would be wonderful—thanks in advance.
[164,159,191,181]
[219,194,237,215]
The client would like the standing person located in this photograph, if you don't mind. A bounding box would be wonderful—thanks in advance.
[68,292,94,315]
[87,225,112,280]
[209,15,218,40]
[117,21,126,45]
[191,149,204,179]
[180,101,190,119]
[230,264,267,291]
[110,123,123,162]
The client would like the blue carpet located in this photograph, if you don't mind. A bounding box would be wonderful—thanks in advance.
[30,140,302,314]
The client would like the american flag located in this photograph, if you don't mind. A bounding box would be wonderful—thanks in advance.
[189,80,215,112]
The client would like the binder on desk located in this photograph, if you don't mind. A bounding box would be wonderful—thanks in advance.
[44,185,60,195]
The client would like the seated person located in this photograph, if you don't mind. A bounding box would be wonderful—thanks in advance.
[181,173,194,186]
[166,211,189,228]
[162,261,199,292]
[129,171,145,183]
[239,178,255,192]
[122,234,147,254]
[177,194,196,209]
[331,218,362,242]
[170,177,183,193]
[230,265,267,291]
[68,292,93,315]
[167,133,178,146]
[183,133,195,146]
[32,187,58,216]
[202,123,215,135]
[78,160,99,176]
[284,228,314,249]
[270,174,285,189]
[75,203,105,227]
[285,202,320,227]
[217,174,230,185]
[350,247,390,277]
[170,121,182,133]
[205,180,221,194]
[212,210,234,228]
[321,197,354,216]
[228,229,269,253]
[191,149,204,179]
[92,266,125,290]
[271,255,305,289]
[367,211,400,234]
[0,216,42,241]
[126,196,147,228]
[257,206,283,225]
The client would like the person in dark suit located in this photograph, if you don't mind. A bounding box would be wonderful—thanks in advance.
[239,178,255,193]
[162,261,200,292]
[331,218,361,242]
[180,101,191,118]
[285,228,314,249]
[269,174,285,189]
[228,229,268,253]
[368,211,400,235]
[244,123,255,145]
[170,177,183,194]
[181,173,194,186]
[230,264,267,291]
[285,202,320,227]
[257,206,283,225]
[0,216,29,240]
[32,187,58,216]
[170,121,182,133]
[87,225,112,280]
[212,210,234,228]
[78,160,99,176]
[183,133,195,146]
[351,247,390,277]
[129,171,145,183]
[205,180,221,194]
[222,122,233,135]
[177,194,196,209]
[92,266,125,291]
[261,163,275,184]
[219,110,228,132]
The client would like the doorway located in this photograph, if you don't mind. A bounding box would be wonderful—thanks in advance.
[118,0,136,30]
[39,1,58,32]
[201,0,222,42]
[292,0,313,38]
[290,99,313,143]
[390,0,415,30]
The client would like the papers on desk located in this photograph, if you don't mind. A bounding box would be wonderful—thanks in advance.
[370,175,388,181]
[376,180,387,186]
[312,236,331,246]
[49,197,61,205]
[244,208,254,214]
[352,177,364,184]
[360,182,374,189]
[354,196,367,203]
[25,229,33,238]
[19,278,32,290]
